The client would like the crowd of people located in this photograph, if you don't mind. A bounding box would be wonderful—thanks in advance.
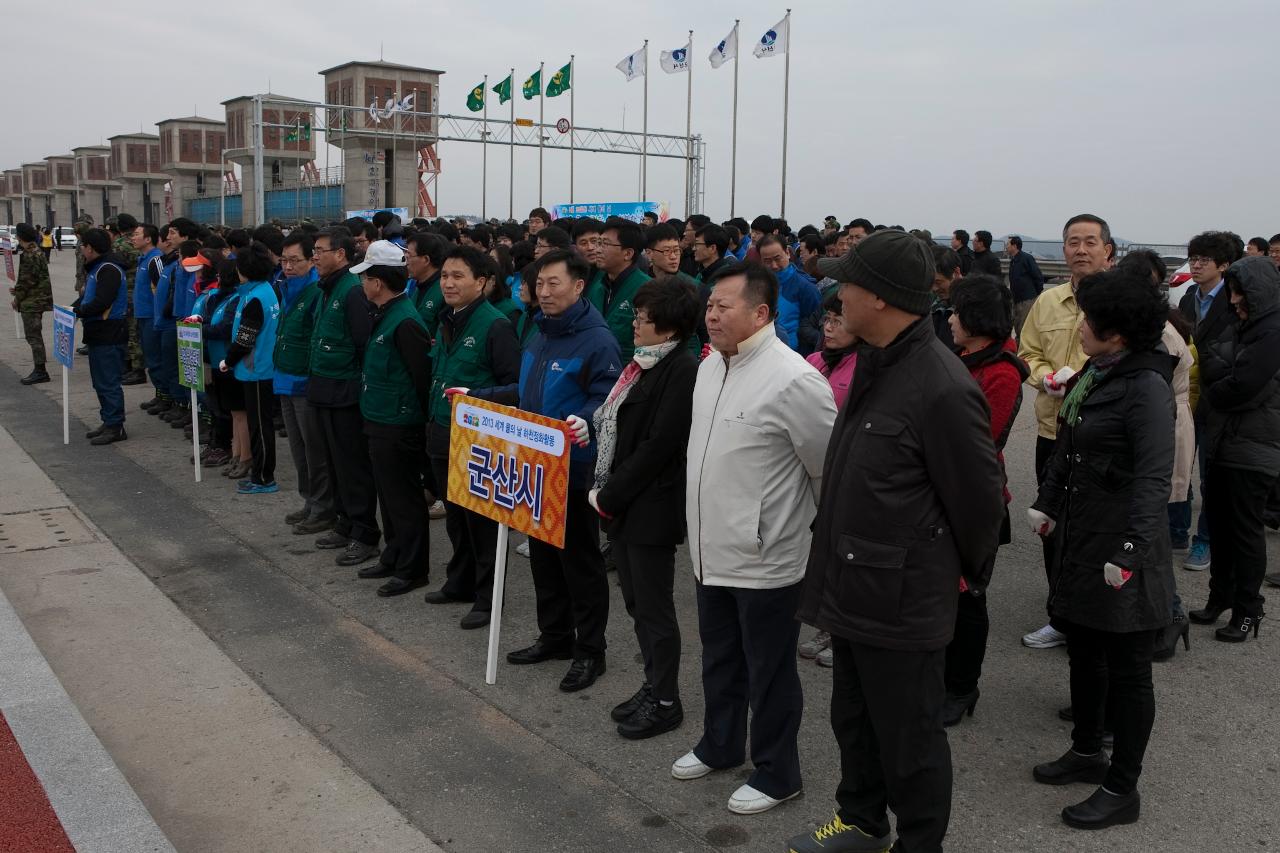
[8,202,1280,852]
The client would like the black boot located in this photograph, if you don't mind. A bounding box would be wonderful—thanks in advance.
[89,424,128,446]
[941,688,980,727]
[1214,613,1262,643]
[1187,601,1229,624]
[1061,787,1140,830]
[1033,748,1109,786]
[1152,616,1190,662]
[121,368,147,386]
[20,367,50,385]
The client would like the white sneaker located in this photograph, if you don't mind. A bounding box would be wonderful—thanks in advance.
[1022,623,1067,649]
[515,539,530,558]
[798,629,831,659]
[428,500,446,520]
[727,783,800,815]
[671,750,713,781]
[815,646,834,668]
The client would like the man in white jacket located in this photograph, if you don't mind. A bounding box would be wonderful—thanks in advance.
[673,261,837,815]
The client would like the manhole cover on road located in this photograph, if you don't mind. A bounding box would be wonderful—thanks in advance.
[0,507,97,553]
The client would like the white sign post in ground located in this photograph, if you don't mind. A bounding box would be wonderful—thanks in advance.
[52,307,76,445]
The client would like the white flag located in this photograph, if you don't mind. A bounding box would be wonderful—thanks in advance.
[709,26,737,68]
[660,42,690,74]
[616,45,646,82]
[753,15,789,58]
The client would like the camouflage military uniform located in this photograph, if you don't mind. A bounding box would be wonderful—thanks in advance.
[110,219,142,371]
[10,243,53,369]
[73,214,93,294]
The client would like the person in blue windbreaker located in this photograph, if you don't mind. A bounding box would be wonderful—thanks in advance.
[468,248,621,694]
[216,242,282,495]
[757,235,821,354]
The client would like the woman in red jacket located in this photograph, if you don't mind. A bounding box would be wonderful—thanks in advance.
[941,274,1030,726]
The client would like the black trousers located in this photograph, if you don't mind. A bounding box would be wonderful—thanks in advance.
[1061,619,1156,796]
[830,636,950,853]
[1035,435,1060,584]
[526,490,609,659]
[694,581,803,800]
[1206,464,1273,619]
[427,423,499,610]
[368,425,429,583]
[315,405,380,547]
[943,589,988,697]
[613,541,681,702]
[243,378,276,486]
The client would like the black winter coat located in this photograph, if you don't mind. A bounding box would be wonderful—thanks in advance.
[1033,350,1176,633]
[797,317,1005,652]
[596,347,698,546]
[1178,279,1237,425]
[1199,256,1280,477]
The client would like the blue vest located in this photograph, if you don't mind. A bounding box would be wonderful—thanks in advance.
[83,260,129,322]
[152,259,178,330]
[206,293,236,366]
[133,249,163,319]
[232,281,281,382]
[173,266,196,319]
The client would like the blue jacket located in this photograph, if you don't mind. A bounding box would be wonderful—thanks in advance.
[774,264,821,351]
[152,257,179,331]
[133,248,163,319]
[475,298,621,489]
[232,280,281,382]
[732,235,751,261]
[172,265,197,320]
[273,267,320,396]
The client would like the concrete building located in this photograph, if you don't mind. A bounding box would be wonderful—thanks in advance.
[106,133,167,223]
[319,60,442,217]
[222,93,316,226]
[21,163,50,230]
[72,145,115,225]
[156,116,226,220]
[1,170,21,225]
[44,155,77,227]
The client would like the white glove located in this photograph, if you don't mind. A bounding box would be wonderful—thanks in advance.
[1027,508,1056,537]
[1104,562,1132,589]
[566,414,590,447]
[1042,365,1077,397]
[218,359,228,373]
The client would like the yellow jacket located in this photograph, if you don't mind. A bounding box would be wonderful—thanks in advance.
[1017,282,1088,439]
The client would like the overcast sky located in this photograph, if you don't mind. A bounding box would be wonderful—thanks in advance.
[5,0,1274,242]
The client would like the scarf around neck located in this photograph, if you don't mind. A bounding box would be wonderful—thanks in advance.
[592,339,681,489]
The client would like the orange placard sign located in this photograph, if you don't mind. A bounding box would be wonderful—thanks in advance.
[447,395,571,548]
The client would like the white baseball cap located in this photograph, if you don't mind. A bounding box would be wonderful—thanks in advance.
[350,239,406,274]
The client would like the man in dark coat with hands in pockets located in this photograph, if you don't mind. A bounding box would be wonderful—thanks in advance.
[788,230,1005,853]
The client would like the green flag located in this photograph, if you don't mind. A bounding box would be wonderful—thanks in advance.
[545,63,571,98]
[492,74,512,105]
[466,82,485,112]
[286,122,311,142]
[522,68,541,100]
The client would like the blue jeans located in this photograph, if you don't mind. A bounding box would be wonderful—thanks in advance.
[87,343,126,427]
[157,325,180,400]
[1192,420,1210,547]
[137,318,164,394]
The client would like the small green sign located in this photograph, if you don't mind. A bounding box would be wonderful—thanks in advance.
[177,321,205,392]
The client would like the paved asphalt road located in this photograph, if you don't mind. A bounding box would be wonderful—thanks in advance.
[0,250,1276,852]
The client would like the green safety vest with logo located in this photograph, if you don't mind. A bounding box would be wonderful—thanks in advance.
[273,282,323,376]
[309,271,363,380]
[360,295,428,426]
[412,273,444,338]
[428,299,508,426]
[600,266,651,361]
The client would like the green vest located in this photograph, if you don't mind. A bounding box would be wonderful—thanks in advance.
[514,307,539,348]
[360,296,428,425]
[491,296,523,325]
[429,299,508,425]
[601,266,651,361]
[273,283,322,376]
[413,274,444,337]
[584,268,606,313]
[309,271,362,380]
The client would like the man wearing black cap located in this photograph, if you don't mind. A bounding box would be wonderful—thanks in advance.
[787,231,1005,853]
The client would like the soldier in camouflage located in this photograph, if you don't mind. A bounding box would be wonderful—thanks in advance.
[74,212,93,294]
[9,222,53,384]
[108,214,145,384]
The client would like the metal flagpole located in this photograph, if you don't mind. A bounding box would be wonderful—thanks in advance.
[508,67,515,220]
[730,19,740,218]
[538,61,545,207]
[482,74,489,220]
[641,40,649,201]
[685,30,693,217]
[780,9,792,218]
[569,55,575,203]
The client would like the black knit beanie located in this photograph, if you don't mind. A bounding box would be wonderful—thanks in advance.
[817,229,936,315]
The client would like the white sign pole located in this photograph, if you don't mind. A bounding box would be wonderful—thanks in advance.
[190,388,202,482]
[61,366,69,445]
[13,311,20,340]
[484,523,510,685]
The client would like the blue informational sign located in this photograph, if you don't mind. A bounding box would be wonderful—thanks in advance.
[52,306,75,369]
[550,201,669,224]
[344,207,409,223]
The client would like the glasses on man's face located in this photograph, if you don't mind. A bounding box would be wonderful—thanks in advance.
[281,256,307,266]
[314,247,337,255]
[651,246,681,256]
[598,240,621,249]
[821,314,844,328]
[1188,256,1214,267]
